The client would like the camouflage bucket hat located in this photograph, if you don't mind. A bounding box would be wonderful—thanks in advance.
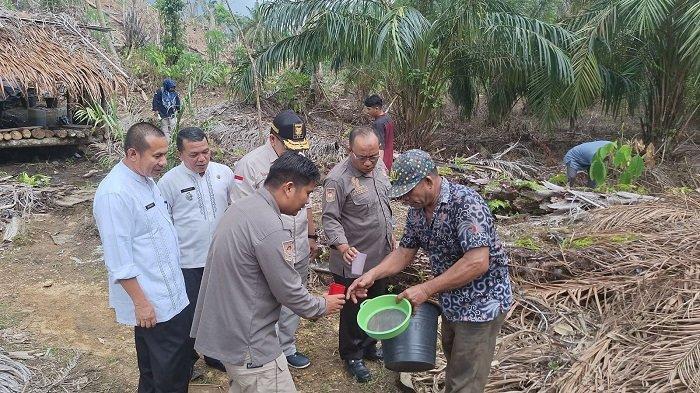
[388,149,436,199]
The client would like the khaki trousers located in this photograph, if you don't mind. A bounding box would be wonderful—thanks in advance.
[160,117,177,141]
[224,353,296,393]
[441,313,505,393]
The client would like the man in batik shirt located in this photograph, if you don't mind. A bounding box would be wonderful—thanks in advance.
[348,149,512,393]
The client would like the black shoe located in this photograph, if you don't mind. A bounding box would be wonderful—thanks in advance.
[286,352,311,369]
[346,359,372,383]
[363,347,383,361]
[204,356,226,372]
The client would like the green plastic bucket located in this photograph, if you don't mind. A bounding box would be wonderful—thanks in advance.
[357,295,412,340]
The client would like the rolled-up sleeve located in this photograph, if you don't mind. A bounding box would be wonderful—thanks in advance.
[321,179,348,246]
[93,193,139,283]
[255,230,326,319]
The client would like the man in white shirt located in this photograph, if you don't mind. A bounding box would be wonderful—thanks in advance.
[231,110,319,369]
[93,122,190,392]
[158,127,233,372]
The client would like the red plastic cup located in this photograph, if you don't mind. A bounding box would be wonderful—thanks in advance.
[328,283,346,295]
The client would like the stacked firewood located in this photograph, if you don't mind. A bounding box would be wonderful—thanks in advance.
[0,126,104,142]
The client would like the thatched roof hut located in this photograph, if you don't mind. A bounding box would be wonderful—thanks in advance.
[0,9,128,101]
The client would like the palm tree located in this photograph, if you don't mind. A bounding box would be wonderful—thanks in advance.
[239,0,575,148]
[564,0,700,147]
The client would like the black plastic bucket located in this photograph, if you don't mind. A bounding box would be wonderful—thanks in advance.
[382,302,441,372]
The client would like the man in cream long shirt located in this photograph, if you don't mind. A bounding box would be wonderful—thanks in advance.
[158,127,233,372]
[93,122,190,392]
[230,110,318,369]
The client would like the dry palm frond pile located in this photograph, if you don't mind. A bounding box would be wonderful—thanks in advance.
[197,101,348,168]
[0,347,31,393]
[411,197,700,392]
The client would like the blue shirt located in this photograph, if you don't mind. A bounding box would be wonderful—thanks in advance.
[563,140,612,172]
[399,178,512,322]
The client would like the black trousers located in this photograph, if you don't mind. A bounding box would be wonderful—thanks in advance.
[332,274,387,360]
[134,307,191,393]
[182,268,224,371]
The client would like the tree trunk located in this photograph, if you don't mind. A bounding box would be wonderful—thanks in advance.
[225,1,264,145]
[93,0,120,58]
[206,0,216,30]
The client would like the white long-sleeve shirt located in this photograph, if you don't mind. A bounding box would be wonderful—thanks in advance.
[157,162,234,269]
[93,161,188,326]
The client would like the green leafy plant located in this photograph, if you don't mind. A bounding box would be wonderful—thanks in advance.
[267,69,311,112]
[589,142,645,187]
[487,199,510,214]
[205,29,228,63]
[17,172,51,187]
[437,166,454,176]
[155,0,185,65]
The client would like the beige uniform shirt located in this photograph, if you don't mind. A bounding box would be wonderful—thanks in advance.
[191,187,327,366]
[231,142,310,263]
[322,157,394,277]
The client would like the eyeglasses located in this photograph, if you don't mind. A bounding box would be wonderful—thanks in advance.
[351,152,381,163]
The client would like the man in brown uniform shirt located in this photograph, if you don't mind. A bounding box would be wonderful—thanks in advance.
[191,152,345,393]
[322,126,394,382]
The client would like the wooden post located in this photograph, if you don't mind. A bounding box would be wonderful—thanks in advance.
[21,129,31,138]
[11,130,22,140]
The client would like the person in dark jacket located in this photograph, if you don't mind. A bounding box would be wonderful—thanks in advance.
[152,78,181,141]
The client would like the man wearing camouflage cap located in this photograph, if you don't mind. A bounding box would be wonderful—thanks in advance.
[348,149,513,393]
[231,109,319,369]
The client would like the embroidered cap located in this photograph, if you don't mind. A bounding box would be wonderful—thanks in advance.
[271,110,310,151]
[388,149,436,198]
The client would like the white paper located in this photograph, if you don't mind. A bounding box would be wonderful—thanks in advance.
[351,251,367,276]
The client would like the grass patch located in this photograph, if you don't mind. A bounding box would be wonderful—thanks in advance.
[514,236,541,251]
[548,173,568,186]
[514,179,544,191]
[563,236,595,249]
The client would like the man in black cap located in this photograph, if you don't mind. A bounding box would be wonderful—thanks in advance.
[230,110,318,369]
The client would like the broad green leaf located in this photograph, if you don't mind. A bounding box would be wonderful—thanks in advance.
[619,171,633,185]
[613,144,632,168]
[590,157,607,185]
[596,141,616,159]
[627,155,645,179]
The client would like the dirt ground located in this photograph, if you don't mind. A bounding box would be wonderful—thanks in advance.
[0,157,400,392]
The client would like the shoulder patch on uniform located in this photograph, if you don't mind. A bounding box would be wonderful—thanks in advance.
[282,240,295,265]
[325,188,336,203]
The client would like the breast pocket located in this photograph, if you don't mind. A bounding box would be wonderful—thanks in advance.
[348,191,376,216]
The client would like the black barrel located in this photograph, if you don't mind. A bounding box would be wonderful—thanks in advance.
[382,302,441,372]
